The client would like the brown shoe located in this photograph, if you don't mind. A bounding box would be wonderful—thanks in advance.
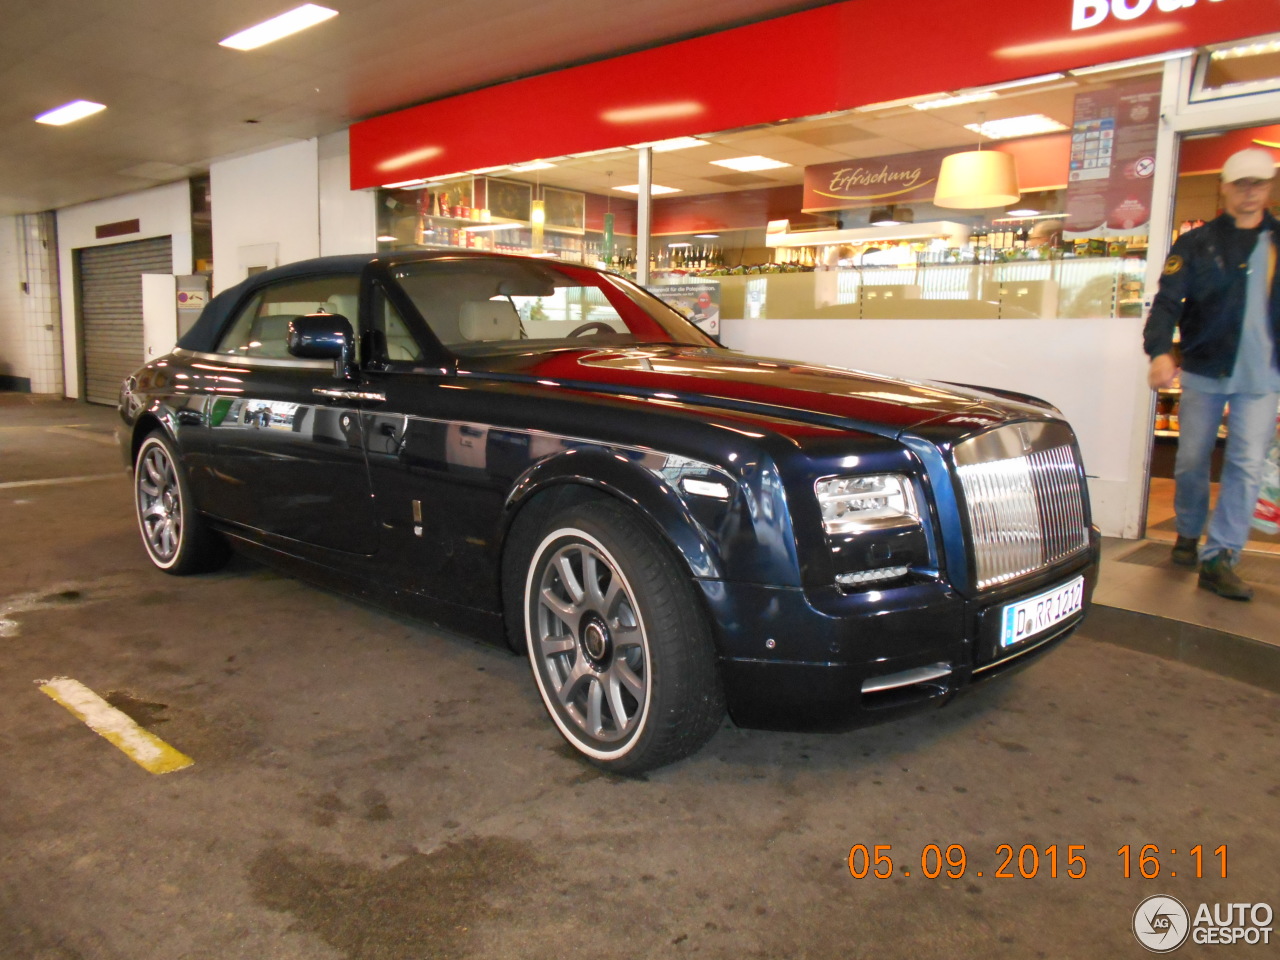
[1171,536,1199,566]
[1198,553,1253,601]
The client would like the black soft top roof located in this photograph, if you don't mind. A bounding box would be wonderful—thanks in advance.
[176,254,377,353]
[175,250,610,353]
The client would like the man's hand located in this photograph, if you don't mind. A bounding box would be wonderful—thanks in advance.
[1147,353,1180,390]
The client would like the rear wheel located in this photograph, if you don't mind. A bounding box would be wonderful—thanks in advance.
[515,499,724,773]
[134,431,229,575]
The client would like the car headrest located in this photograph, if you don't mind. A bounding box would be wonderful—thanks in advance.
[458,300,521,342]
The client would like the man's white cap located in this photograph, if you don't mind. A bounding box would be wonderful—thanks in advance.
[1220,148,1276,183]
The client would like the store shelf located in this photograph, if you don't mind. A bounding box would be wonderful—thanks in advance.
[1153,427,1229,440]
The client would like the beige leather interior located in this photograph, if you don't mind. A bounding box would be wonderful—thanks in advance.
[458,299,522,341]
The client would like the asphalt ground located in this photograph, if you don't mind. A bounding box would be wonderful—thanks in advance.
[1,398,1277,960]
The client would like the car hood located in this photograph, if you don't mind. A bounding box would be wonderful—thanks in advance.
[455,345,1053,439]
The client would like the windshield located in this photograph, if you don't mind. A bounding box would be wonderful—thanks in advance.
[388,257,717,356]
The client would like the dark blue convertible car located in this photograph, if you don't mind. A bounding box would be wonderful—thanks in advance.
[120,252,1099,772]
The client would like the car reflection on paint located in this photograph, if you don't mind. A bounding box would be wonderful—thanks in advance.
[120,251,1100,773]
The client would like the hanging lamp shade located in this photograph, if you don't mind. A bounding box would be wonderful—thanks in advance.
[933,150,1020,209]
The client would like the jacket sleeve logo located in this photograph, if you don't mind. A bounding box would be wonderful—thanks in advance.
[1163,255,1183,276]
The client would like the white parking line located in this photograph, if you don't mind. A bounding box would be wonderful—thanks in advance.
[36,677,194,774]
[45,425,120,447]
[0,473,122,490]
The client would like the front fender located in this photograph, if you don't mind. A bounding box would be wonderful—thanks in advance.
[502,448,725,582]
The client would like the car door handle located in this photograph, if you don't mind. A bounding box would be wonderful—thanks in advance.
[312,388,387,403]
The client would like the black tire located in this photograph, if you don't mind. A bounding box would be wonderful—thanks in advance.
[512,499,724,774]
[133,431,229,575]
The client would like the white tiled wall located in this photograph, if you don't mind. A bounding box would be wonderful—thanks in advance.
[0,217,21,386]
[20,213,64,394]
[0,213,64,395]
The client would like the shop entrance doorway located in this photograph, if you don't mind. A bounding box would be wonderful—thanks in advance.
[1143,121,1280,556]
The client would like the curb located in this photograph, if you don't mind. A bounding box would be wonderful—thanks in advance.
[1085,603,1280,695]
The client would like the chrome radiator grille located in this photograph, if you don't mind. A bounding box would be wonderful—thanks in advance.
[953,422,1089,590]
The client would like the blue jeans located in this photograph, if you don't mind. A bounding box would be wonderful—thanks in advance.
[1174,389,1280,560]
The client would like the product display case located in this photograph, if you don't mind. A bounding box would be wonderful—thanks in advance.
[379,178,617,263]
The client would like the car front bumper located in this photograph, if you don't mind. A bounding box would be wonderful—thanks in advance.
[699,533,1101,731]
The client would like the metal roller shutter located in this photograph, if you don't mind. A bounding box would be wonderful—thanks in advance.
[78,236,173,405]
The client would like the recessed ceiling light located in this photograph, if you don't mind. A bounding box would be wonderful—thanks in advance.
[1005,208,1041,217]
[614,184,682,195]
[633,137,710,152]
[710,156,791,172]
[968,73,1067,94]
[1069,49,1194,75]
[35,100,106,125]
[508,161,556,172]
[912,91,998,111]
[694,233,720,238]
[566,146,630,160]
[1211,37,1280,60]
[964,114,1068,139]
[855,93,947,113]
[220,4,338,51]
[382,179,427,189]
[376,235,398,242]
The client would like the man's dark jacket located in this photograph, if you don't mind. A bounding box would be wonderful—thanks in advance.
[1143,210,1280,379]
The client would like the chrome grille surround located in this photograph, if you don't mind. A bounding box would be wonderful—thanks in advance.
[953,421,1089,590]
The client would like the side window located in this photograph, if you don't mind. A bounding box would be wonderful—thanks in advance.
[216,275,361,360]
[374,289,425,362]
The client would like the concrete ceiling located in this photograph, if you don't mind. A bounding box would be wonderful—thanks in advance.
[0,0,1168,219]
[0,0,843,217]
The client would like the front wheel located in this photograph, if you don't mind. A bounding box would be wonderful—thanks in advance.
[134,431,229,575]
[517,500,724,774]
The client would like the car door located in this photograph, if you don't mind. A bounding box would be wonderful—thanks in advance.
[357,279,482,601]
[186,271,379,555]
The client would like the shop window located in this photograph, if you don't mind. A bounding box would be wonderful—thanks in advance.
[376,61,1169,325]
[1191,33,1280,102]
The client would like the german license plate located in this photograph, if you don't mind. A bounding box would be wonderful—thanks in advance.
[1000,576,1084,648]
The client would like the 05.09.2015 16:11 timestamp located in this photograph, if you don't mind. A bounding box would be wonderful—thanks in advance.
[847,844,1228,880]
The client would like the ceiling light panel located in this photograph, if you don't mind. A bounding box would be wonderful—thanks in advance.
[964,114,1068,139]
[911,91,998,111]
[968,73,1067,94]
[632,137,709,152]
[709,155,791,172]
[220,4,338,51]
[1069,49,1194,74]
[614,184,682,194]
[854,93,947,113]
[35,100,106,125]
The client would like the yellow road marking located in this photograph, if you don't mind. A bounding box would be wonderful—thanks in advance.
[37,677,194,774]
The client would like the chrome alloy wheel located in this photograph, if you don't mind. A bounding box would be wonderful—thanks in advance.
[136,441,183,566]
[530,532,649,750]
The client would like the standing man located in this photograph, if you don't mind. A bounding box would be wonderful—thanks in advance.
[1144,147,1280,600]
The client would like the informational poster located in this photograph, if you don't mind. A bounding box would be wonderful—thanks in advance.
[649,282,720,340]
[1064,76,1162,238]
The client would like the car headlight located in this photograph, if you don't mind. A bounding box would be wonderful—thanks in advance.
[815,474,919,534]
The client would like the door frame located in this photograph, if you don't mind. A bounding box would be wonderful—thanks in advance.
[1135,56,1280,538]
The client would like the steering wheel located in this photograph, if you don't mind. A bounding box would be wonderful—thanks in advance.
[567,321,615,337]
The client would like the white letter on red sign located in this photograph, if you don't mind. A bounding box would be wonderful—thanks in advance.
[1111,0,1155,19]
[1072,0,1109,29]
[1157,0,1195,10]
